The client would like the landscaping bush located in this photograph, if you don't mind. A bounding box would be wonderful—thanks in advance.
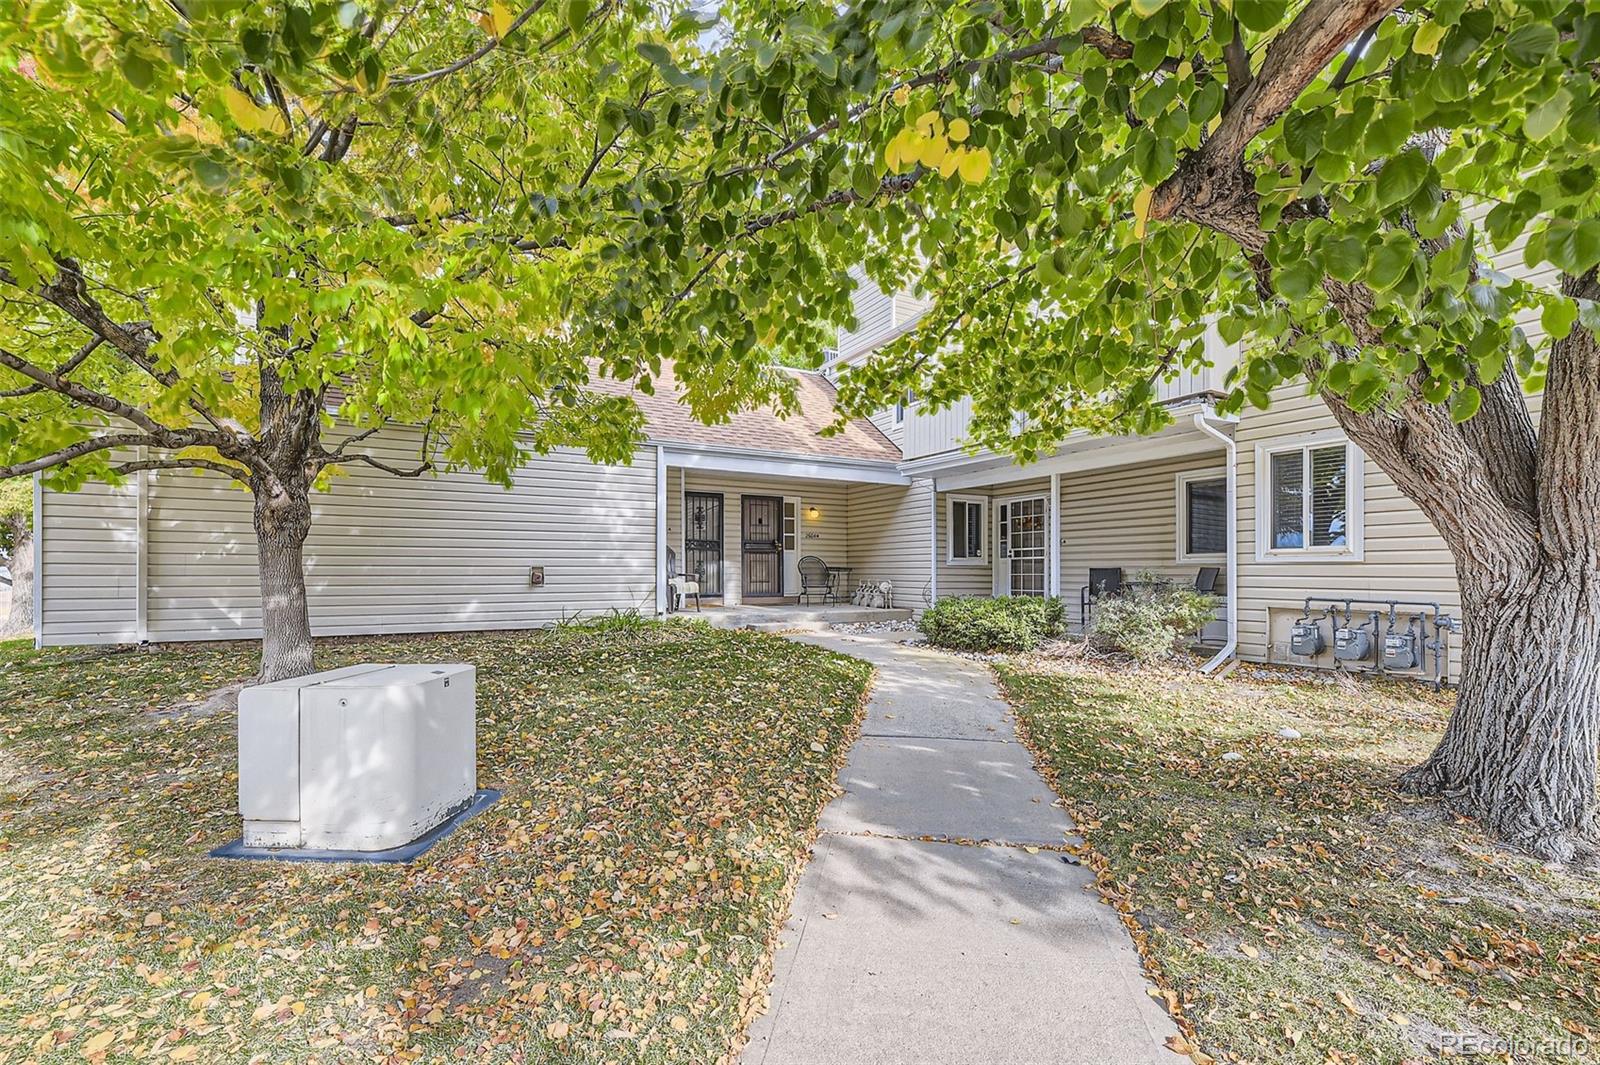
[919,595,1066,652]
[1088,573,1219,663]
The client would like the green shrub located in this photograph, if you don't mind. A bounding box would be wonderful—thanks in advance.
[919,595,1066,652]
[1088,574,1219,663]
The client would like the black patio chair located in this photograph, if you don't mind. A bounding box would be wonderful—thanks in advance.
[1079,566,1125,629]
[1194,566,1221,595]
[798,555,833,605]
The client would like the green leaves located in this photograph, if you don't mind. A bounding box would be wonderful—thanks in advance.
[1541,219,1600,277]
[1504,23,1559,68]
[1375,150,1429,209]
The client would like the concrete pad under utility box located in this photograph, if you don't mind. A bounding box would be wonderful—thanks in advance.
[238,663,476,851]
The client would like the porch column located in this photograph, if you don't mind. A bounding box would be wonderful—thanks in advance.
[928,481,938,605]
[655,446,668,617]
[1048,471,1061,599]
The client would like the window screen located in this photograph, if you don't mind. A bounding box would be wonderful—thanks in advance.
[1270,451,1305,549]
[1185,478,1227,555]
[1309,446,1348,546]
[950,500,984,559]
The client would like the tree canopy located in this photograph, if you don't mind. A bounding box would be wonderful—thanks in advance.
[9,1,1593,482]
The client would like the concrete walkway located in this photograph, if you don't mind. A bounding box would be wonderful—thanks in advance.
[741,632,1179,1065]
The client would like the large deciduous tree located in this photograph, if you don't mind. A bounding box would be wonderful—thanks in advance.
[5,0,1598,857]
[0,1,851,681]
[690,0,1591,858]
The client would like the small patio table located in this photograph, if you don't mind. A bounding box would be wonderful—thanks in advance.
[825,565,853,604]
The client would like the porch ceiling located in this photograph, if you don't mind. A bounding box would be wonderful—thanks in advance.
[663,443,909,485]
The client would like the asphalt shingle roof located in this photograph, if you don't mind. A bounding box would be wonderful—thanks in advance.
[594,362,902,464]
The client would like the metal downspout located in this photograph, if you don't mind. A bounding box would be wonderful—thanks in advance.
[1193,407,1238,672]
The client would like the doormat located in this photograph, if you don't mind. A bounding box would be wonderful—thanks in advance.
[209,789,500,864]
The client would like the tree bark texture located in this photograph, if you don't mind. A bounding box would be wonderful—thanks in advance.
[2,516,32,640]
[253,481,314,683]
[250,366,322,683]
[1402,561,1600,861]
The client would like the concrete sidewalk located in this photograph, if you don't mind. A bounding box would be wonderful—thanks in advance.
[741,632,1178,1065]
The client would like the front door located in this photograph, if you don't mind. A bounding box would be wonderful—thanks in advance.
[998,496,1048,597]
[741,495,783,598]
[684,492,724,597]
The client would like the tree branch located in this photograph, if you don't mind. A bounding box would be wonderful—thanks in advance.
[0,345,180,438]
[0,432,169,479]
[108,457,254,487]
[1151,0,1402,224]
[334,452,433,477]
[0,337,101,398]
[389,1,551,87]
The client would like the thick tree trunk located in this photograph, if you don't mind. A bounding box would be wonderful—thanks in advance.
[1402,561,1600,861]
[253,480,314,683]
[250,362,322,684]
[1,518,32,639]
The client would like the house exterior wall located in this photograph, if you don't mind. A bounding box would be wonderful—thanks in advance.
[1233,382,1465,679]
[37,432,661,646]
[843,479,933,610]
[36,473,141,644]
[671,472,850,604]
[1059,454,1228,627]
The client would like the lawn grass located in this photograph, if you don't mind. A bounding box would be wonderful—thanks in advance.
[0,620,872,1063]
[997,653,1600,1065]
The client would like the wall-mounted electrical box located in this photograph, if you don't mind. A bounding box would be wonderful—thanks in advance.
[529,566,545,587]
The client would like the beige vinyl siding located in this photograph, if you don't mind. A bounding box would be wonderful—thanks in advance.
[869,405,906,449]
[837,269,897,359]
[672,473,848,604]
[37,474,140,645]
[1235,383,1463,678]
[892,289,932,328]
[844,480,933,610]
[666,466,684,567]
[1059,455,1228,626]
[43,431,661,645]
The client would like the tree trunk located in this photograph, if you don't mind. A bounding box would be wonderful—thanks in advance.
[1,517,32,639]
[1401,560,1600,861]
[252,476,315,683]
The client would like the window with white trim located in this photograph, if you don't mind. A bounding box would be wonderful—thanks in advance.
[1256,439,1363,559]
[1176,471,1227,562]
[947,496,986,563]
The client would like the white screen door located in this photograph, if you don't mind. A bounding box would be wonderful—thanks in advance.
[782,497,800,595]
[998,496,1047,597]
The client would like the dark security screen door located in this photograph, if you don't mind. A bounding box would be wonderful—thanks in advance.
[684,492,724,596]
[741,495,783,598]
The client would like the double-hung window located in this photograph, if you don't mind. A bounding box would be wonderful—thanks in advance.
[1176,471,1228,562]
[1256,437,1363,560]
[947,496,986,564]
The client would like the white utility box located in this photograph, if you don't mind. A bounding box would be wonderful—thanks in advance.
[238,663,476,851]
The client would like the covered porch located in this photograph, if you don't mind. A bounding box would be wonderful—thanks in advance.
[654,443,912,613]
[909,405,1238,654]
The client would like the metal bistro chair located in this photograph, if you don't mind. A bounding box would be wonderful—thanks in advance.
[798,555,834,605]
[666,547,701,612]
[1194,565,1221,595]
[1079,566,1125,630]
